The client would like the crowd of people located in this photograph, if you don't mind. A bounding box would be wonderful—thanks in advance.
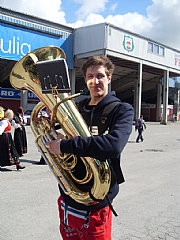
[0,106,27,171]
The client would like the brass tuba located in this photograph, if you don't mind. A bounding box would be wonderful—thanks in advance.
[10,46,111,206]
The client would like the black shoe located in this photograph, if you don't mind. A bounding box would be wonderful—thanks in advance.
[16,165,25,170]
[35,160,47,165]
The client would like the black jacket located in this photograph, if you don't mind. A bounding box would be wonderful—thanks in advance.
[59,91,134,210]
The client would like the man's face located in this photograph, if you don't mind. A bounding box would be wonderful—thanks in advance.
[85,65,111,99]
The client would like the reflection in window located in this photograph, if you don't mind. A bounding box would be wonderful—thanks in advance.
[159,46,164,56]
[154,44,159,54]
[148,42,153,52]
[148,42,165,56]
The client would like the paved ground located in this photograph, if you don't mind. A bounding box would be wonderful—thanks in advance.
[1,121,180,240]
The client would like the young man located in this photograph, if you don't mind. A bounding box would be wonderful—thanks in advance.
[135,115,146,143]
[46,55,134,239]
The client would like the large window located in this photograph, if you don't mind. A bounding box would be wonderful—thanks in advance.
[148,42,165,56]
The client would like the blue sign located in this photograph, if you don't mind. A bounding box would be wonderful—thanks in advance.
[0,88,39,101]
[0,23,65,60]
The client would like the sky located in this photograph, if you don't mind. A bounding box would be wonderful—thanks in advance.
[0,0,180,51]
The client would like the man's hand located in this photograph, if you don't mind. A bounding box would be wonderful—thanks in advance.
[46,135,62,155]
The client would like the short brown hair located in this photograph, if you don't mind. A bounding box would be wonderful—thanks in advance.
[17,107,24,116]
[81,55,115,77]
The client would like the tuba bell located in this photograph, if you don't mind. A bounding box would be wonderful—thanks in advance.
[10,46,111,206]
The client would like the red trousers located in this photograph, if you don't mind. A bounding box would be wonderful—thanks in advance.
[57,196,112,240]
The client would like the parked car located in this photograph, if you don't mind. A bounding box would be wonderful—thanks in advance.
[24,110,33,125]
[38,110,48,118]
[24,109,48,125]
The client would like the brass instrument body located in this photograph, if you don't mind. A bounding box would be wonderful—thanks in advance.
[10,46,111,205]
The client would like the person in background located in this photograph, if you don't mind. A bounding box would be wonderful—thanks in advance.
[13,107,28,157]
[172,113,175,122]
[135,115,146,143]
[0,107,25,171]
[35,107,55,165]
[46,55,134,240]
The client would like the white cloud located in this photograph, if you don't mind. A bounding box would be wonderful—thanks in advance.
[145,0,180,48]
[68,20,84,29]
[74,0,108,20]
[80,13,105,26]
[109,3,118,12]
[0,0,67,24]
[106,12,152,34]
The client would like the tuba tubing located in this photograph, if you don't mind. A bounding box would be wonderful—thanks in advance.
[10,46,111,205]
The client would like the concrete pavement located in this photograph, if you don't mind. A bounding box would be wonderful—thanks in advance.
[1,121,180,240]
